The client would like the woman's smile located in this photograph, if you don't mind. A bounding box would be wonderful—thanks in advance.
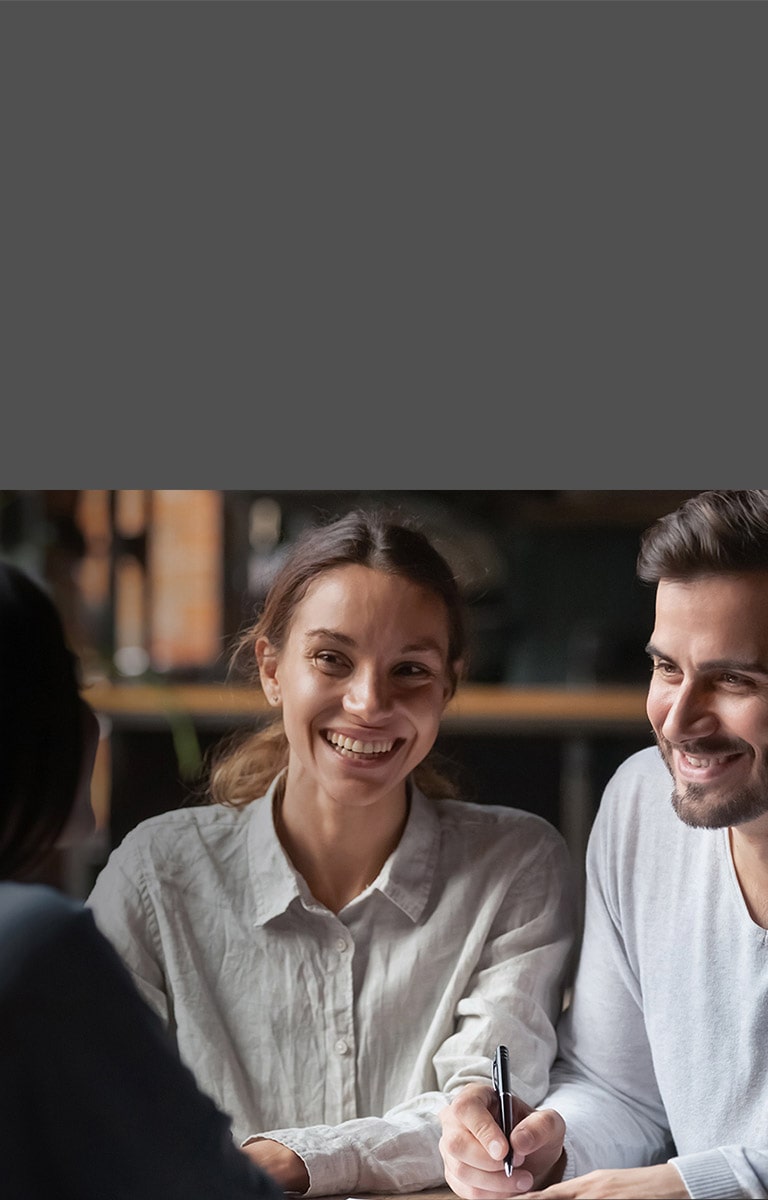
[324,729,400,759]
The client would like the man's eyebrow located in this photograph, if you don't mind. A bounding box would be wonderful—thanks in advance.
[645,641,768,676]
[699,658,768,676]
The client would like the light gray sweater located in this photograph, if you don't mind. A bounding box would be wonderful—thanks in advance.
[546,746,768,1200]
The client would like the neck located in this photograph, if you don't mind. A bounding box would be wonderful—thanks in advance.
[729,826,768,928]
[274,777,409,914]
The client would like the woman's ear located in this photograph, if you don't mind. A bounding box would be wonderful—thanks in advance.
[256,637,281,707]
[443,659,464,705]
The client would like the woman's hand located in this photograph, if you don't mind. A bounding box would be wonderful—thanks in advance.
[241,1138,310,1193]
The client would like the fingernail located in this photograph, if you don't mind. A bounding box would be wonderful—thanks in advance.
[489,1139,505,1159]
[515,1173,533,1192]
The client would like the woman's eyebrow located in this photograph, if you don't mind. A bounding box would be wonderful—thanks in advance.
[304,629,444,655]
[305,627,350,643]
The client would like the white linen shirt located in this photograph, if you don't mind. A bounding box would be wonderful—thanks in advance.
[88,774,576,1196]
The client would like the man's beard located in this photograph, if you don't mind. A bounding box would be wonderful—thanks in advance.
[654,731,768,829]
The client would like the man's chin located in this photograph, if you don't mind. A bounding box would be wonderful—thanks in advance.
[671,792,727,829]
[671,782,768,830]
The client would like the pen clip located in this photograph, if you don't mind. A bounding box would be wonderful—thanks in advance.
[493,1043,511,1094]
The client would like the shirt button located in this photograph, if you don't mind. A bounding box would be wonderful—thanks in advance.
[335,1038,349,1055]
[336,938,349,952]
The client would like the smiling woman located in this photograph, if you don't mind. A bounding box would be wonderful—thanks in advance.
[87,509,577,1199]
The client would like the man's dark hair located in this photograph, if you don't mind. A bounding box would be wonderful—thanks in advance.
[637,490,768,584]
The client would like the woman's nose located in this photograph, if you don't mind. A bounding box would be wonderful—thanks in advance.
[343,669,392,718]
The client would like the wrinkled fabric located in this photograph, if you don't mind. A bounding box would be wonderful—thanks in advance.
[89,775,576,1195]
[548,747,768,1200]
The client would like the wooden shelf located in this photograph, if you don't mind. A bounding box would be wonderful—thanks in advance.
[84,680,650,735]
[446,683,649,732]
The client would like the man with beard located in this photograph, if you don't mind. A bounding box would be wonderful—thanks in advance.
[438,490,768,1200]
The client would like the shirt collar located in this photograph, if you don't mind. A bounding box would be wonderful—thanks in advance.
[247,771,441,926]
[248,771,304,925]
[372,783,441,923]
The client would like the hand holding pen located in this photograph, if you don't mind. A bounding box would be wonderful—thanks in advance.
[439,1064,567,1196]
[492,1043,514,1177]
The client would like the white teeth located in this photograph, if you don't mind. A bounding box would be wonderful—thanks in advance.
[327,732,394,755]
[684,754,731,768]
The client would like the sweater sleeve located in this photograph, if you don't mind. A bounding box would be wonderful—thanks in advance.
[544,795,675,1176]
[672,1148,768,1200]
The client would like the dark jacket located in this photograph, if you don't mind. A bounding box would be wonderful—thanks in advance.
[0,882,285,1200]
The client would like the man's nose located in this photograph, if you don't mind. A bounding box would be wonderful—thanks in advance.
[660,681,717,743]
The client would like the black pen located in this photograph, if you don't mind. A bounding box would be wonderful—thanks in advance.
[492,1044,514,1177]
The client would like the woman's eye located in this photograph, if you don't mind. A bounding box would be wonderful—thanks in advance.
[395,662,432,680]
[314,651,348,672]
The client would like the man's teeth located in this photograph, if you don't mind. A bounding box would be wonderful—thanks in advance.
[683,753,734,767]
[327,732,394,755]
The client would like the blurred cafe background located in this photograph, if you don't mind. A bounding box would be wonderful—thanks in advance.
[0,488,698,911]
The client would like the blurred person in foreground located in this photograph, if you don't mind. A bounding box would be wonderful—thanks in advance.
[0,559,284,1200]
[88,507,576,1197]
[439,490,768,1200]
